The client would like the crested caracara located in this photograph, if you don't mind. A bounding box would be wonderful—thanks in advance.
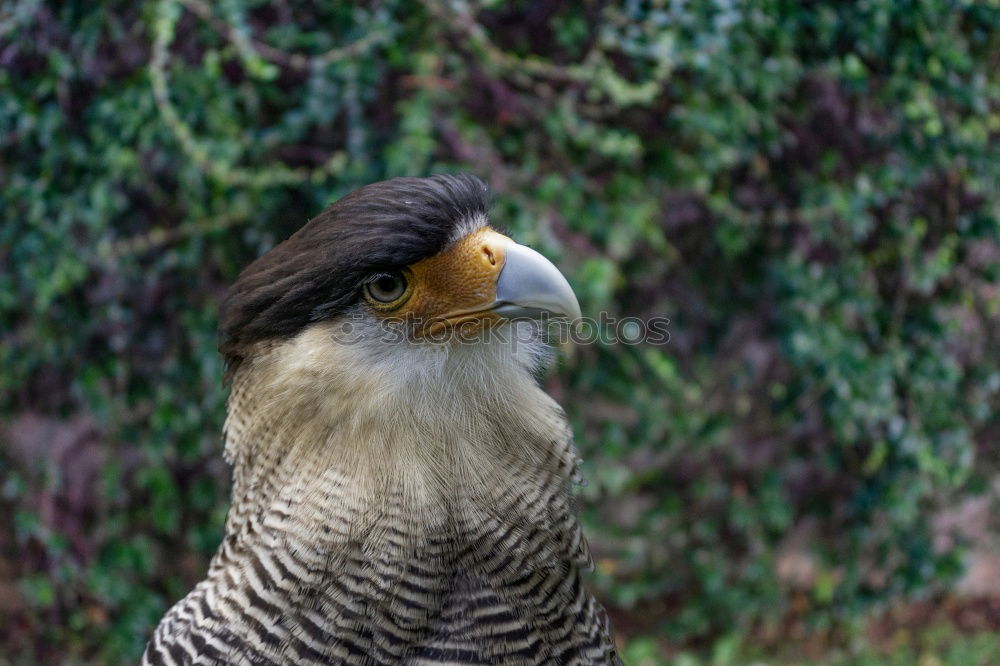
[143,174,620,665]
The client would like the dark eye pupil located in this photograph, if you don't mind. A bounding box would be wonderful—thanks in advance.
[366,271,407,304]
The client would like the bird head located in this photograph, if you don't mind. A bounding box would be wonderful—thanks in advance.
[219,174,579,376]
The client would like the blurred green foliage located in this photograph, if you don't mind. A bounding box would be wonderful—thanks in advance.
[625,622,1000,666]
[2,0,999,663]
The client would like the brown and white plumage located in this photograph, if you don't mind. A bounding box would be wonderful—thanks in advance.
[143,174,619,665]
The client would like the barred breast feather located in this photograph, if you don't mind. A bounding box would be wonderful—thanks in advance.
[143,322,620,665]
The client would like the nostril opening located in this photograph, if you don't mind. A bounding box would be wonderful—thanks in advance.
[482,246,496,266]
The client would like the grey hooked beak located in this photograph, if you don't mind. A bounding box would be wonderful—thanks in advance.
[492,242,582,322]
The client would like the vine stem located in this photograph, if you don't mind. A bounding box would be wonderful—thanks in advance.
[148,0,376,188]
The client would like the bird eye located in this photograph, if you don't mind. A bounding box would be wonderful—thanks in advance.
[363,270,410,308]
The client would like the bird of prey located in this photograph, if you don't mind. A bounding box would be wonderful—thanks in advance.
[143,174,620,665]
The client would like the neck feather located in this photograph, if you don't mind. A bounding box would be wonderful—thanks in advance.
[219,321,582,548]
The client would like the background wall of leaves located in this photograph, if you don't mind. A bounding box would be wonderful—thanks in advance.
[1,0,999,663]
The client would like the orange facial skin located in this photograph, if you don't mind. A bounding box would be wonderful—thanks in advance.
[371,228,513,337]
